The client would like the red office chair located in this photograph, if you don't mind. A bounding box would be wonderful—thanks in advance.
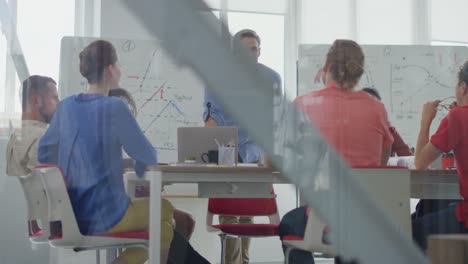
[207,195,280,264]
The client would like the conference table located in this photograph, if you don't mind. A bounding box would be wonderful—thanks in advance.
[411,169,460,199]
[124,166,460,264]
[124,165,282,264]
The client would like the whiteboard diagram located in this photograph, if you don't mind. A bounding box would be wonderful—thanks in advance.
[298,45,468,147]
[60,37,204,163]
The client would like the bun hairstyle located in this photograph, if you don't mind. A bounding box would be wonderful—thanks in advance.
[458,60,468,84]
[79,40,118,84]
[325,39,365,90]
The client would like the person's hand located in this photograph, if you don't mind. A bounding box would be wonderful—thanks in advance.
[204,117,218,127]
[262,156,272,168]
[421,100,440,126]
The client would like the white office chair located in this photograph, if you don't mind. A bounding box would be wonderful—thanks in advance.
[282,208,336,264]
[15,171,50,244]
[35,164,149,264]
[282,167,411,263]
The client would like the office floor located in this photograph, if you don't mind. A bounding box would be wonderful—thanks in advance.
[248,259,333,264]
[49,249,334,264]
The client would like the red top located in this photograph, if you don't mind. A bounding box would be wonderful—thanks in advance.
[389,127,412,157]
[431,106,468,226]
[295,82,394,167]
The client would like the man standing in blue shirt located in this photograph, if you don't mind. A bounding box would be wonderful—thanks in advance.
[203,29,282,264]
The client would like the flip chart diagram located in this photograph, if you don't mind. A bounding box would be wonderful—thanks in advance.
[60,37,204,162]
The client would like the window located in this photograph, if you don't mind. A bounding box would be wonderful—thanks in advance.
[6,0,75,114]
[0,36,6,113]
[300,0,354,44]
[431,40,468,47]
[431,0,468,43]
[357,0,413,44]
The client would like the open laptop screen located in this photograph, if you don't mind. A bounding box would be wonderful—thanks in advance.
[177,127,238,163]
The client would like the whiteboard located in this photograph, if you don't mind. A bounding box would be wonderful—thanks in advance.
[59,37,205,164]
[298,45,468,147]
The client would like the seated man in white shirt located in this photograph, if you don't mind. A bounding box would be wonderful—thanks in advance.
[7,75,59,176]
[6,75,59,263]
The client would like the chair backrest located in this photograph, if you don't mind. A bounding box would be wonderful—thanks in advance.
[17,171,49,242]
[206,196,280,230]
[301,208,336,255]
[35,164,84,246]
[208,197,278,216]
[300,167,410,255]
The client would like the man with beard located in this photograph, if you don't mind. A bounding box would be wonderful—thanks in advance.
[6,75,59,176]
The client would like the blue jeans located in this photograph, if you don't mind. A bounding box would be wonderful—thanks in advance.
[412,203,468,250]
[279,206,315,264]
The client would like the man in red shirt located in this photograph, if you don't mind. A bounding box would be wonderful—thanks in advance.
[413,60,468,250]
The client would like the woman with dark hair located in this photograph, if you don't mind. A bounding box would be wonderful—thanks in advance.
[362,87,412,157]
[109,88,138,117]
[279,40,394,264]
[38,40,209,264]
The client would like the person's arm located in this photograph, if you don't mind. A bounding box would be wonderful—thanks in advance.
[203,88,225,127]
[380,146,391,166]
[415,101,444,170]
[389,127,412,156]
[114,101,157,177]
[38,110,60,164]
[378,105,394,166]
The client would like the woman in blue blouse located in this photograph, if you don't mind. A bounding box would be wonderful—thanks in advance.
[38,40,208,264]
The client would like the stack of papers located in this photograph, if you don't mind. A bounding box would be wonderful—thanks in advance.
[387,156,415,169]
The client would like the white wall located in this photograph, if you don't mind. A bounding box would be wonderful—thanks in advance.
[431,0,468,43]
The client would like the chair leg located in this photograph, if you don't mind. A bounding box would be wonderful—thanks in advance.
[284,247,292,264]
[96,249,100,264]
[219,233,227,264]
[106,248,118,264]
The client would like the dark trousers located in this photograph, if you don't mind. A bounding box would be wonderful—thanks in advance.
[412,203,468,250]
[279,207,359,264]
[168,230,211,264]
[279,206,315,264]
[412,199,459,220]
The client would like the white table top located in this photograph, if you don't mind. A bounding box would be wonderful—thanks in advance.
[410,169,460,199]
[127,166,462,199]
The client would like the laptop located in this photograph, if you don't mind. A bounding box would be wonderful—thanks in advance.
[177,127,238,163]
